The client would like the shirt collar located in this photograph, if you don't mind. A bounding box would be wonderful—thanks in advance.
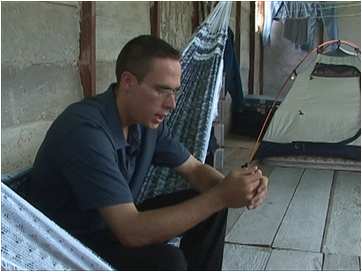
[126,125,141,156]
[100,83,141,150]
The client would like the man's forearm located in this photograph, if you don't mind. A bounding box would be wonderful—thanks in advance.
[187,163,225,192]
[103,186,226,248]
[176,155,225,192]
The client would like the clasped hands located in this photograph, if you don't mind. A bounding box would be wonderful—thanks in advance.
[246,166,268,210]
[221,164,269,210]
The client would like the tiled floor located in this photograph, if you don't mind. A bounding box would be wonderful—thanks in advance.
[221,134,361,271]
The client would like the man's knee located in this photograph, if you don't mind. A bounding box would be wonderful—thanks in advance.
[156,245,187,270]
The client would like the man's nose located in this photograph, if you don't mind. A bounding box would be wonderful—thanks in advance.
[163,93,176,110]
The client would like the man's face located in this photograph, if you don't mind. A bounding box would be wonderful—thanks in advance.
[128,58,181,128]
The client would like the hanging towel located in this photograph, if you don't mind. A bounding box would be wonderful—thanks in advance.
[224,27,244,112]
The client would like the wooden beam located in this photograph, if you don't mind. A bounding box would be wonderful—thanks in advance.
[150,1,160,37]
[266,250,323,271]
[323,171,361,256]
[223,244,271,271]
[79,1,96,97]
[258,1,264,95]
[319,19,324,44]
[248,2,255,95]
[200,2,206,23]
[273,169,334,252]
[259,32,264,95]
[192,2,200,33]
[226,167,304,246]
[235,2,241,63]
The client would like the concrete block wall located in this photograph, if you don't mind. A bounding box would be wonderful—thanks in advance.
[160,2,193,51]
[1,2,152,174]
[1,2,83,173]
[96,2,150,93]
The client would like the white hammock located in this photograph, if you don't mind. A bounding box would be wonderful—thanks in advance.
[1,2,232,270]
[1,183,113,270]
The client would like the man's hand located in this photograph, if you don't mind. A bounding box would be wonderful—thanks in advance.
[214,166,264,208]
[247,175,268,209]
[176,156,269,210]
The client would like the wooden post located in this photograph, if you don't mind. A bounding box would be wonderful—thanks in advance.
[248,2,255,95]
[259,32,264,95]
[79,1,96,97]
[235,2,241,63]
[150,1,160,37]
[319,20,324,44]
[192,2,200,33]
[258,1,264,95]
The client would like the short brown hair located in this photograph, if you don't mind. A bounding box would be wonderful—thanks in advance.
[115,35,180,83]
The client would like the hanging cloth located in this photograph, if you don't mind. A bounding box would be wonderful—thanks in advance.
[263,1,339,51]
[224,27,244,112]
[137,2,232,202]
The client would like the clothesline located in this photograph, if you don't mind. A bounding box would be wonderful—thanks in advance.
[274,13,361,20]
[312,3,361,10]
[273,2,360,19]
[276,2,360,11]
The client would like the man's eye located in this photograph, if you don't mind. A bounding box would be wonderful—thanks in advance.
[155,87,180,97]
[158,89,170,94]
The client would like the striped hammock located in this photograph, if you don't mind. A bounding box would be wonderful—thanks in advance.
[137,2,232,202]
[1,2,231,270]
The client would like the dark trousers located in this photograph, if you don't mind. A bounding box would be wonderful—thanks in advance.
[78,190,228,270]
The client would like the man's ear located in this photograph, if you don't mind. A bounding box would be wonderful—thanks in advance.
[119,71,137,90]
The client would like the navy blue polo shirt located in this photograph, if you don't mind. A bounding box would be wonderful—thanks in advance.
[30,83,190,236]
